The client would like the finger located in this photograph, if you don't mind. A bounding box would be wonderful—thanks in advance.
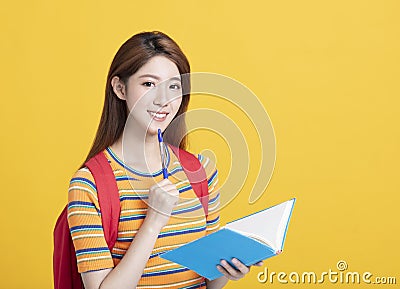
[158,180,177,190]
[219,260,243,280]
[216,264,238,281]
[152,183,178,196]
[155,178,173,187]
[158,184,177,192]
[163,189,180,200]
[232,258,250,274]
[254,261,264,266]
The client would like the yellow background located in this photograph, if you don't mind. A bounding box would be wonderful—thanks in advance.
[1,0,399,288]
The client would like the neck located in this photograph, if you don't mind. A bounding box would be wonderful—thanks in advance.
[111,121,163,173]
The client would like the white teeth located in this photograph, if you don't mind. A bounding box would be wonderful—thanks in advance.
[149,111,168,118]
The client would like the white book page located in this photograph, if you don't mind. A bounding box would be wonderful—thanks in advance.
[224,199,295,251]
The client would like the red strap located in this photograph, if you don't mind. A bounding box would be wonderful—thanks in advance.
[54,148,208,289]
[85,152,120,250]
[84,146,207,248]
[53,206,83,289]
[168,144,209,217]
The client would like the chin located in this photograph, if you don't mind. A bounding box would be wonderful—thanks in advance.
[142,117,172,137]
[146,123,165,136]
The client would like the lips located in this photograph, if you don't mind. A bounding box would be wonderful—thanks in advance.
[148,110,169,121]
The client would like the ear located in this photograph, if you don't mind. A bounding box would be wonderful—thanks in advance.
[111,76,127,100]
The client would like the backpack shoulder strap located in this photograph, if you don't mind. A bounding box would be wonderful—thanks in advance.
[168,144,209,217]
[53,151,120,289]
[85,151,120,250]
[53,206,84,289]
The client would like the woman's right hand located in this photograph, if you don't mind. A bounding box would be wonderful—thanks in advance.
[83,181,179,289]
[145,178,179,230]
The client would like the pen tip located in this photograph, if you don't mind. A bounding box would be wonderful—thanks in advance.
[157,129,163,142]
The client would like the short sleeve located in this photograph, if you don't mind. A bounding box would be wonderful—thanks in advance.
[67,167,115,273]
[197,154,221,235]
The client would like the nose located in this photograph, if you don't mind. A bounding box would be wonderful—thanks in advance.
[152,83,169,106]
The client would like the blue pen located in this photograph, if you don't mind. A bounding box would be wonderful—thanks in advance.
[158,129,169,179]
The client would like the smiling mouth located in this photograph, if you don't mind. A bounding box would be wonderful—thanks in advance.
[148,110,169,122]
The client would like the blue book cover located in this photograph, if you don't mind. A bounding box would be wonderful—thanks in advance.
[160,198,296,280]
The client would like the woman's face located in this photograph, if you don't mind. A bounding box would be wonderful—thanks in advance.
[113,55,183,137]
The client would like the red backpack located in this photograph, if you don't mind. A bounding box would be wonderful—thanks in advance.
[53,145,209,289]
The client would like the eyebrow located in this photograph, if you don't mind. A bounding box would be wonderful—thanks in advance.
[138,73,181,82]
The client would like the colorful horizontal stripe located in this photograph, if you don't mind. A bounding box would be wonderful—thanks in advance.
[67,145,220,288]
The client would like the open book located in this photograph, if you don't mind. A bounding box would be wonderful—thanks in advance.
[160,198,296,280]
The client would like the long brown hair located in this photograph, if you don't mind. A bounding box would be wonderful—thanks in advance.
[80,31,191,169]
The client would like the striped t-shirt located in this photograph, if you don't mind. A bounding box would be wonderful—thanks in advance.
[67,145,220,289]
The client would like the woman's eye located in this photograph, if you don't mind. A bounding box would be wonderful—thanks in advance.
[142,81,155,87]
[170,84,181,90]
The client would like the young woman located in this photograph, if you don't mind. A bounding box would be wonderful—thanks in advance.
[67,31,262,289]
